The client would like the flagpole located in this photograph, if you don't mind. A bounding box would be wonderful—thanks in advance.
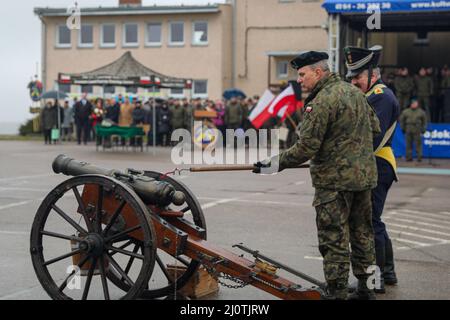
[285,113,297,129]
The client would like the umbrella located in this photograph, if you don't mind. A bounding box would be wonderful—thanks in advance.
[41,90,69,100]
[223,88,246,100]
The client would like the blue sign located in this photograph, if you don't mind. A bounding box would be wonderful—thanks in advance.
[323,0,450,13]
[392,123,450,159]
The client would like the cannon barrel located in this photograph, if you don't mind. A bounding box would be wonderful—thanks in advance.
[52,154,185,206]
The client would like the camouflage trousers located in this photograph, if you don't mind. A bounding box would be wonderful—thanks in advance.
[405,131,423,160]
[314,189,375,287]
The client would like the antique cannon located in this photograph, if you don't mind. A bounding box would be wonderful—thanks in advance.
[30,155,324,300]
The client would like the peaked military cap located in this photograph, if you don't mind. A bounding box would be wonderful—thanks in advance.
[290,51,329,70]
[344,45,382,78]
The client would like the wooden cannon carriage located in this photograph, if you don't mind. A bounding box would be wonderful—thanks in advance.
[30,155,324,300]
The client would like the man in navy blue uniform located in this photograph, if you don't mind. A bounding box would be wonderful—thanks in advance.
[344,45,399,297]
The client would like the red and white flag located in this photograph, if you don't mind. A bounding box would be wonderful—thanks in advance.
[277,100,304,121]
[140,76,151,85]
[248,89,275,129]
[268,85,296,116]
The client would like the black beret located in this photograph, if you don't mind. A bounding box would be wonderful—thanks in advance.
[290,51,329,70]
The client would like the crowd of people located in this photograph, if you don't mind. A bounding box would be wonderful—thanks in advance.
[39,92,303,148]
[39,64,450,152]
[383,65,450,122]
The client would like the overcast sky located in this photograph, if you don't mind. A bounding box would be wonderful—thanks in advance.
[0,0,226,124]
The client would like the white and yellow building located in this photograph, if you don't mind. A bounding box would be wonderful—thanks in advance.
[35,0,328,100]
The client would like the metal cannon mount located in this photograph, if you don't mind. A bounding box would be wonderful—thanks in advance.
[30,155,324,300]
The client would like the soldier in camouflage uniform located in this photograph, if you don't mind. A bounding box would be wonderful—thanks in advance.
[225,96,244,147]
[182,98,193,132]
[169,99,185,145]
[170,100,185,130]
[415,67,433,121]
[253,51,380,300]
[225,96,243,130]
[394,67,415,110]
[400,98,427,162]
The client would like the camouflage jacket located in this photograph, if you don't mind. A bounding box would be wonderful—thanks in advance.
[225,102,243,126]
[170,105,185,129]
[278,73,380,191]
[415,76,433,97]
[400,108,427,133]
[394,76,415,94]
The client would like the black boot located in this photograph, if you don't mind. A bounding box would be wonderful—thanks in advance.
[347,276,376,300]
[321,281,348,300]
[374,244,386,294]
[384,239,398,285]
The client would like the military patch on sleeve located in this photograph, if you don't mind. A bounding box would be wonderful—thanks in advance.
[374,87,384,95]
[305,106,313,113]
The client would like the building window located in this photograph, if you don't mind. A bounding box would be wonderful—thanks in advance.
[81,85,93,94]
[192,21,208,45]
[104,85,116,94]
[277,61,288,79]
[170,87,184,97]
[193,80,208,98]
[146,23,162,46]
[101,24,116,47]
[56,25,71,48]
[126,87,138,94]
[169,22,184,46]
[147,87,161,95]
[79,24,94,48]
[123,23,139,47]
[58,84,71,93]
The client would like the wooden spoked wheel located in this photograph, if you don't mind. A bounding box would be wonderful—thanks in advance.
[30,175,157,300]
[106,171,207,299]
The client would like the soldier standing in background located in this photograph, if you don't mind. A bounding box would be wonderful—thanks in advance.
[225,96,243,147]
[254,51,380,300]
[426,67,439,122]
[241,97,250,131]
[415,67,433,121]
[170,99,185,145]
[440,67,450,123]
[394,67,415,110]
[182,98,193,133]
[400,98,428,162]
[225,96,243,130]
[345,45,400,295]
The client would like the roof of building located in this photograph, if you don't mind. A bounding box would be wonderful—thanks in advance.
[81,51,166,78]
[61,51,190,88]
[34,4,221,17]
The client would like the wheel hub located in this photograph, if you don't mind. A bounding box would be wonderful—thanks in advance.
[79,233,105,257]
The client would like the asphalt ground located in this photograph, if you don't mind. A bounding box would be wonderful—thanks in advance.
[0,141,449,300]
